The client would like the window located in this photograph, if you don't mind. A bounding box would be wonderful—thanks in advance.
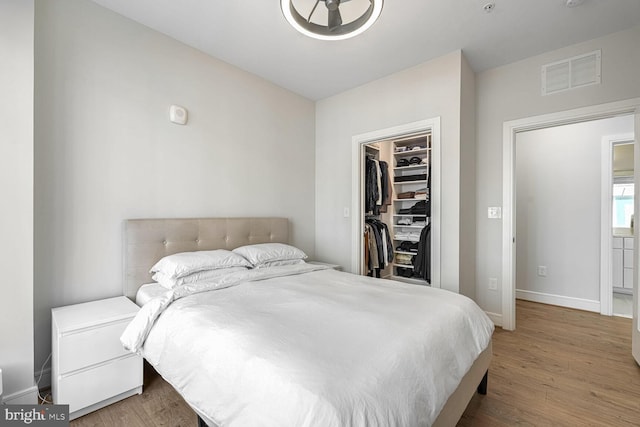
[612,181,634,228]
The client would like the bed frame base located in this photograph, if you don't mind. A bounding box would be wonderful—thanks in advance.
[477,370,488,395]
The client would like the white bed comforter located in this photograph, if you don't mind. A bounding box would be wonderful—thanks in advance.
[121,264,494,427]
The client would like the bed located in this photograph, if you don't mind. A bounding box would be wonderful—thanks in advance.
[120,217,493,427]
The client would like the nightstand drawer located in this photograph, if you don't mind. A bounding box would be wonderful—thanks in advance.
[57,354,142,414]
[58,318,132,374]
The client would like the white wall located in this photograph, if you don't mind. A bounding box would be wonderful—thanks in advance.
[460,53,476,299]
[476,26,640,315]
[33,0,316,381]
[315,50,474,294]
[515,116,634,306]
[0,0,36,403]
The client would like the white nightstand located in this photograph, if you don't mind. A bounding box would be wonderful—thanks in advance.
[51,296,142,420]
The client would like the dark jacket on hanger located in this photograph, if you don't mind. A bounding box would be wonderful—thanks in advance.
[413,224,431,282]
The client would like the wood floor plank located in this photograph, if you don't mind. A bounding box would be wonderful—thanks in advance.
[68,299,640,426]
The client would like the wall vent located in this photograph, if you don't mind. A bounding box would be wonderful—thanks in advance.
[541,50,601,96]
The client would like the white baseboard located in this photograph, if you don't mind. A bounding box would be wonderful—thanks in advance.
[516,289,600,313]
[485,311,502,327]
[3,383,38,404]
[34,367,51,391]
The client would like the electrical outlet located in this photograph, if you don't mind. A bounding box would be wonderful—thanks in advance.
[488,277,498,290]
[343,207,350,218]
[537,266,548,277]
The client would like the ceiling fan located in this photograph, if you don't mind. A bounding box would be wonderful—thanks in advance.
[281,0,383,41]
[308,0,346,32]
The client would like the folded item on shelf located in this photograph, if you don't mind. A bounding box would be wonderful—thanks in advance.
[398,241,419,253]
[397,217,413,225]
[396,158,410,167]
[397,191,415,199]
[394,174,427,182]
[395,253,413,265]
[396,266,414,277]
[398,200,429,215]
[394,231,421,240]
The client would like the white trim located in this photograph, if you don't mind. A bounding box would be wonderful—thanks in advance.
[2,384,38,404]
[502,98,640,331]
[516,290,600,313]
[485,311,503,327]
[600,134,635,316]
[351,118,441,287]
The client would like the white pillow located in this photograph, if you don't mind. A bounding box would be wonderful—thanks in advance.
[256,259,306,269]
[233,243,307,268]
[152,266,248,289]
[150,249,252,279]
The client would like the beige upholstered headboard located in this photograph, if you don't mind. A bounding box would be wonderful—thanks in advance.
[123,217,289,300]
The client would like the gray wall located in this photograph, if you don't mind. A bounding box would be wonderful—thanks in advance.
[0,0,36,403]
[516,116,634,305]
[34,0,316,381]
[476,25,640,316]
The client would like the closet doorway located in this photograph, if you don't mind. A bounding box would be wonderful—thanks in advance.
[350,118,441,288]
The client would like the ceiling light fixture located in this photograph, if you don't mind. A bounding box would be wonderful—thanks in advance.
[281,0,383,41]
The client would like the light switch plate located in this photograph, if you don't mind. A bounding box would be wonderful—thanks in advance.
[488,207,502,219]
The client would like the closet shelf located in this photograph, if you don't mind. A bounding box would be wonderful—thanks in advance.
[393,164,428,171]
[393,214,428,217]
[393,263,414,269]
[393,181,428,185]
[394,225,426,229]
[394,250,418,255]
[393,237,420,242]
[393,198,428,202]
[393,148,430,156]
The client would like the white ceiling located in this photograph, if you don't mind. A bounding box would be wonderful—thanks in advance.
[90,0,640,100]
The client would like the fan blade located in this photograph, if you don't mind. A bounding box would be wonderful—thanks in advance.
[328,8,342,31]
[308,0,321,22]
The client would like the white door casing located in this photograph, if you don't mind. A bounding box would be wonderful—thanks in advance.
[351,118,441,288]
[600,134,634,316]
[502,98,640,335]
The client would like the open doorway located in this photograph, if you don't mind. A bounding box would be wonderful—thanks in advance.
[501,98,640,331]
[513,115,634,317]
[607,138,635,317]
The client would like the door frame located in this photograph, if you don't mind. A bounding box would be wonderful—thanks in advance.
[350,118,441,287]
[600,134,634,316]
[502,98,640,331]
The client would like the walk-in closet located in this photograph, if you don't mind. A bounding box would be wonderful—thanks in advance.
[362,132,432,285]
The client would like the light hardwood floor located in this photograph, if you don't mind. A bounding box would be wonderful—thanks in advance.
[70,300,640,427]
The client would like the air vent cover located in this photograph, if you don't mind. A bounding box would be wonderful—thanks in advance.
[542,50,601,96]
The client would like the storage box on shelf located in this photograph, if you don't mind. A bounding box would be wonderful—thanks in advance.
[51,296,142,420]
[391,134,431,285]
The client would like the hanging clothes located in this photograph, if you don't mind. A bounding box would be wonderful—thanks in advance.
[365,158,379,215]
[365,158,391,215]
[378,161,392,213]
[364,218,394,276]
[413,224,431,283]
